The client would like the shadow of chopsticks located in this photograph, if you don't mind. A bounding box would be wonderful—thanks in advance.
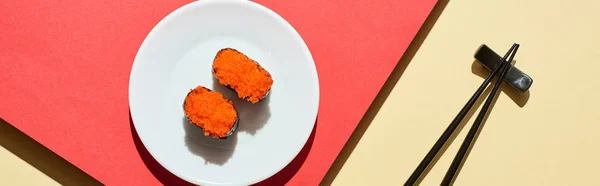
[0,118,102,186]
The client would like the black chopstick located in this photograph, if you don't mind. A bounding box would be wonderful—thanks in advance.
[404,43,519,186]
[441,44,520,185]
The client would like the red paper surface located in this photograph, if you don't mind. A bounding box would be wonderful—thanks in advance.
[0,0,437,185]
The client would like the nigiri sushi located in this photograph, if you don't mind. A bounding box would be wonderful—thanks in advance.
[212,48,273,104]
[183,85,239,139]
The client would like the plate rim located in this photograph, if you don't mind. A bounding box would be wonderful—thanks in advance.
[128,0,320,185]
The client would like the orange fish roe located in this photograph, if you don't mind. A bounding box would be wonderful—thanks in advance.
[183,86,238,138]
[212,48,273,104]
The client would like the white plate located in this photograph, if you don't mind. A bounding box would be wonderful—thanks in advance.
[128,0,319,185]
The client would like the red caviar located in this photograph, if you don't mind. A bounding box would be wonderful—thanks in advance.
[183,86,237,138]
[212,48,273,103]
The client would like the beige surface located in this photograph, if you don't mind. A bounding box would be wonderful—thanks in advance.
[2,0,600,185]
[329,0,600,185]
[0,146,60,186]
[0,118,102,185]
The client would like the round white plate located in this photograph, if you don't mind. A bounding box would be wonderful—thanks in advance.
[128,0,319,185]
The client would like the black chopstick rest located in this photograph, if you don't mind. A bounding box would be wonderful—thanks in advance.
[474,44,533,92]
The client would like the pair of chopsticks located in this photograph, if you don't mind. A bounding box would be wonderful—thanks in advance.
[404,43,520,186]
